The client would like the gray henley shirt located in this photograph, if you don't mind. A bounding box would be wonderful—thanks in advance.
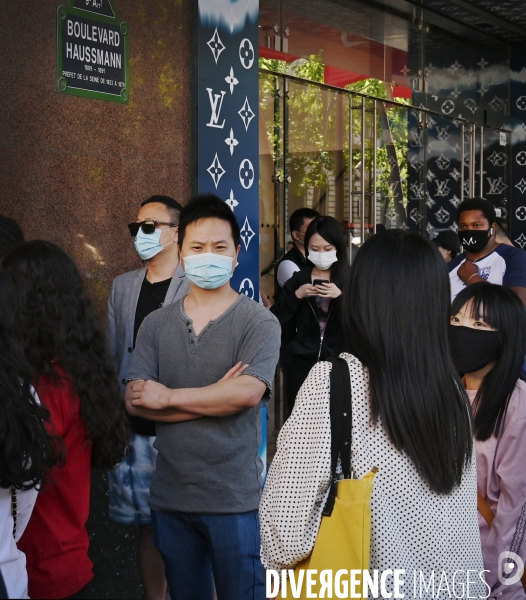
[127,293,281,515]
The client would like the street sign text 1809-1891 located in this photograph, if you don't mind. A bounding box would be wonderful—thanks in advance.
[57,0,129,104]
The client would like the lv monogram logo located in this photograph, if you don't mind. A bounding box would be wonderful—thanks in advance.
[410,131,424,147]
[206,88,226,129]
[436,126,450,141]
[435,180,451,197]
[487,177,507,195]
[409,183,424,199]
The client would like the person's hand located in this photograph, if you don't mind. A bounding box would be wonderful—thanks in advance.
[218,361,249,381]
[458,260,480,284]
[130,380,172,410]
[315,282,342,298]
[260,290,272,309]
[295,283,318,299]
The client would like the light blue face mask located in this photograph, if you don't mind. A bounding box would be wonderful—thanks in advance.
[183,253,235,289]
[134,227,174,260]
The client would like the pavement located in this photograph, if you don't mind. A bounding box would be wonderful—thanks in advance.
[83,470,144,599]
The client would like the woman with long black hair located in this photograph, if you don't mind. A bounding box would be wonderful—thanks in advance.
[450,282,526,599]
[271,215,349,416]
[0,274,59,599]
[2,241,129,599]
[260,230,485,594]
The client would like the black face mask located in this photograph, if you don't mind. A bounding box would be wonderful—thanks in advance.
[459,229,491,253]
[449,325,500,375]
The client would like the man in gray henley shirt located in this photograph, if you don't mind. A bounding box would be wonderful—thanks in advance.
[125,194,280,600]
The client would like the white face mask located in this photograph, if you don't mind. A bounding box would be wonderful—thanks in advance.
[308,250,338,270]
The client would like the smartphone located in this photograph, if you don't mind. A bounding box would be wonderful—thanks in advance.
[312,279,329,286]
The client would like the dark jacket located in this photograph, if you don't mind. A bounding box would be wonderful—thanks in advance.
[270,267,346,361]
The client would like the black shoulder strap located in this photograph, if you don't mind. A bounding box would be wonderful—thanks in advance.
[322,357,353,516]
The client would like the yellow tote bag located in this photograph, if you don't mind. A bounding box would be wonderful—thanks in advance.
[284,470,378,599]
[284,358,377,599]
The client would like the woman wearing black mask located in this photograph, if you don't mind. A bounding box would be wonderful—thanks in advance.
[450,282,526,599]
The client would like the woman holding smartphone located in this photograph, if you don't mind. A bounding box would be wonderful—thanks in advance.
[271,215,349,416]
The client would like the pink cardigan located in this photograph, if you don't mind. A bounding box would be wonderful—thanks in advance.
[467,379,526,600]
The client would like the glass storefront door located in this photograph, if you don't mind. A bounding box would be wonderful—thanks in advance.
[259,75,416,305]
[285,80,350,245]
[480,126,511,222]
[259,72,511,433]
[259,73,352,304]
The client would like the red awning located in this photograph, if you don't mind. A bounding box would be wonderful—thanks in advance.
[392,84,412,99]
[259,46,299,63]
[323,65,367,87]
[259,47,413,100]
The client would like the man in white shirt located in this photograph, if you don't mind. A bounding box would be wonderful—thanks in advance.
[448,198,526,305]
[275,208,320,294]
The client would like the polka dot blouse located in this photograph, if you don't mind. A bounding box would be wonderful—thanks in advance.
[259,354,486,596]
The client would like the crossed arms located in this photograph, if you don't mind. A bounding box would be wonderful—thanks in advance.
[125,362,267,423]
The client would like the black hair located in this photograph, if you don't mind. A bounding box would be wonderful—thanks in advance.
[1,241,129,470]
[440,246,459,260]
[178,193,241,248]
[140,195,183,224]
[457,198,497,226]
[289,208,321,234]
[433,231,461,259]
[0,273,61,490]
[0,215,25,258]
[344,230,473,494]
[304,216,349,290]
[451,282,526,441]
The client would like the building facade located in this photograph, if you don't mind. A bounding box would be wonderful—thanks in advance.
[2,1,526,595]
[2,1,526,312]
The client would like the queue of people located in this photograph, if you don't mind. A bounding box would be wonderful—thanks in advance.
[0,194,526,600]
[124,195,280,598]
[261,230,485,595]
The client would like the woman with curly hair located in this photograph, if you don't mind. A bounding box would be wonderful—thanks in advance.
[2,241,129,599]
[0,274,59,599]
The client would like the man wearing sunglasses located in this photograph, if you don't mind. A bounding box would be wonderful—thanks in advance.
[107,194,188,600]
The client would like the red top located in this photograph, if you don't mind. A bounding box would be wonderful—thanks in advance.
[18,365,93,599]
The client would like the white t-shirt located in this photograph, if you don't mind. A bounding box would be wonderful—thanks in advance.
[0,486,37,599]
[276,260,301,287]
[449,244,526,301]
[0,387,40,599]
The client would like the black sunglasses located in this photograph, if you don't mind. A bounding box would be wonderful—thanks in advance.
[128,220,177,236]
